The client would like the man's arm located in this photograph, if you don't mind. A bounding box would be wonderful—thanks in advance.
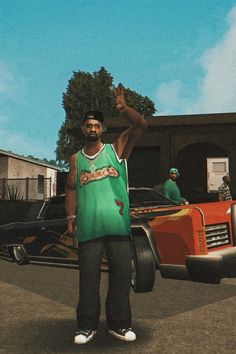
[65,154,77,234]
[218,192,224,201]
[112,86,148,159]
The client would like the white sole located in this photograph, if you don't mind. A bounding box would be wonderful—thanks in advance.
[74,330,97,345]
[108,329,136,342]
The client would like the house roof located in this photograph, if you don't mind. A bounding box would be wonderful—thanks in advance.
[0,149,62,171]
[68,111,236,139]
[105,111,236,128]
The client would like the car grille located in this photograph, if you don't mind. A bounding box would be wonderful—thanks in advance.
[205,223,231,249]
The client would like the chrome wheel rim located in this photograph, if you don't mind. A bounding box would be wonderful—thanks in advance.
[131,259,136,287]
[13,246,24,261]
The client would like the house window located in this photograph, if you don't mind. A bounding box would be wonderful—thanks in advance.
[212,162,227,173]
[38,174,44,194]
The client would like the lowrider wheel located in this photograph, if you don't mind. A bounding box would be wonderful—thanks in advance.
[12,246,28,265]
[131,236,155,293]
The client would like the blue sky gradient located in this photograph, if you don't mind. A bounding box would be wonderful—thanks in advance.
[1,0,236,159]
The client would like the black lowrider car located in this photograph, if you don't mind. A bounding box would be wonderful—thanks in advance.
[0,188,172,293]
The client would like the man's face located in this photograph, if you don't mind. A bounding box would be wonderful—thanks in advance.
[169,172,178,181]
[82,119,103,142]
[224,176,231,184]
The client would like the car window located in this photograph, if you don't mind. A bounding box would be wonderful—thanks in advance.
[43,196,66,220]
[129,189,176,207]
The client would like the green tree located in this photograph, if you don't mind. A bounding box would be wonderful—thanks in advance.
[56,67,156,162]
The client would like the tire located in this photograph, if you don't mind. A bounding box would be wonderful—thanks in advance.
[12,246,28,265]
[131,236,156,293]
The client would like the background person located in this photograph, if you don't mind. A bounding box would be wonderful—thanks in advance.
[218,175,232,201]
[65,85,147,345]
[163,167,188,205]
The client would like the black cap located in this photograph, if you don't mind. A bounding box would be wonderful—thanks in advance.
[83,110,104,123]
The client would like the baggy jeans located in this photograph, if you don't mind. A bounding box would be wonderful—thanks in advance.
[76,236,133,330]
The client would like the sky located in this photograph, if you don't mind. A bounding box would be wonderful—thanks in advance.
[1,0,236,160]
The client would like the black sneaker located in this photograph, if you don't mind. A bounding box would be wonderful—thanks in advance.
[74,329,97,344]
[108,328,136,341]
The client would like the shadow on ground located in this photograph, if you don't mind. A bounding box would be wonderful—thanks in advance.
[2,318,152,354]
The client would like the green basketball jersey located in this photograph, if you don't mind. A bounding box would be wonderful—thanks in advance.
[76,144,131,242]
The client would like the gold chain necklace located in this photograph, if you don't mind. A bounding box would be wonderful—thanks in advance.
[82,144,104,173]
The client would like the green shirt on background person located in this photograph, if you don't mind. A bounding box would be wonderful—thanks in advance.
[163,167,188,205]
[163,178,182,204]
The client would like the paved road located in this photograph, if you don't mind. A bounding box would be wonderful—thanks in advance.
[1,259,236,354]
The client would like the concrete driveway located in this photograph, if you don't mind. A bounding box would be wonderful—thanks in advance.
[1,259,236,354]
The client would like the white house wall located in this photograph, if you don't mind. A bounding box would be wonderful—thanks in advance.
[0,157,59,200]
[46,168,57,196]
[8,157,46,178]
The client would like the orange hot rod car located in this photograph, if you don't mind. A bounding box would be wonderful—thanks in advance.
[1,188,236,293]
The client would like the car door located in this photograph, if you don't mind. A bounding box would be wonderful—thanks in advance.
[20,196,78,267]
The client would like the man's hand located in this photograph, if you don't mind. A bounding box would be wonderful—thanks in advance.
[113,85,128,112]
[67,218,79,248]
[67,219,75,235]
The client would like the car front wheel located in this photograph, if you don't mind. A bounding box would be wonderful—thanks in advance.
[12,246,28,265]
[131,235,156,293]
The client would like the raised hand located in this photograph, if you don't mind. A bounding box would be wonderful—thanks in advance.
[113,85,127,112]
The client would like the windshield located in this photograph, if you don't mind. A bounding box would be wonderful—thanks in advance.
[129,188,176,208]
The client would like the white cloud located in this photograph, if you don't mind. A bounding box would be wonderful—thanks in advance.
[0,129,55,159]
[156,80,188,115]
[0,61,55,159]
[0,60,28,104]
[0,115,8,124]
[0,61,14,94]
[156,5,236,115]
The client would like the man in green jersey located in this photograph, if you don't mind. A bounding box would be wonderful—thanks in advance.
[163,167,188,205]
[65,86,147,345]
